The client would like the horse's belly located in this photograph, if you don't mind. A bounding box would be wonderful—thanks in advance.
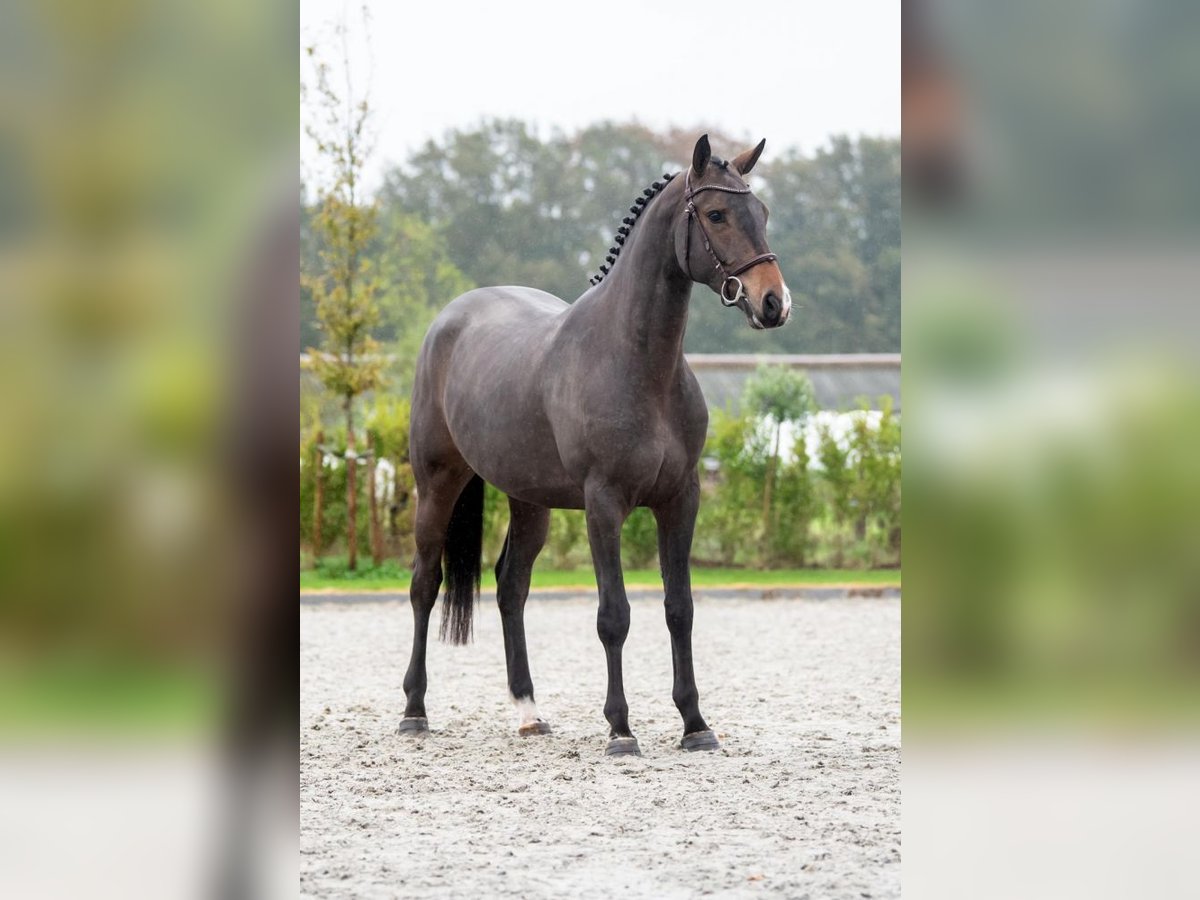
[452,423,584,509]
[505,481,586,510]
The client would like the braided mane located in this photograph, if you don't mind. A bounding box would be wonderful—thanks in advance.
[587,171,679,286]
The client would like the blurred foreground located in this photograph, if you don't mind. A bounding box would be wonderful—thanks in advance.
[904,0,1200,896]
[1,2,296,898]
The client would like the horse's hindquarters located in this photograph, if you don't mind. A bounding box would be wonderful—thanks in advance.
[412,286,577,501]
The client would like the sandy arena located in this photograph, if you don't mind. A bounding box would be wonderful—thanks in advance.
[300,593,900,898]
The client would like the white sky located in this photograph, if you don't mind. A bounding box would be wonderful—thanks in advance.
[301,0,899,193]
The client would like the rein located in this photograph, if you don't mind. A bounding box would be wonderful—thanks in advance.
[683,169,778,307]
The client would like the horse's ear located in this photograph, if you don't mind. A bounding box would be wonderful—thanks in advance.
[733,138,766,175]
[692,134,711,175]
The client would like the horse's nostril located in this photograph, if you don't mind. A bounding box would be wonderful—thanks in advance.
[762,292,781,323]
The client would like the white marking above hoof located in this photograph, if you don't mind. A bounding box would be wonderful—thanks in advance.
[512,696,542,728]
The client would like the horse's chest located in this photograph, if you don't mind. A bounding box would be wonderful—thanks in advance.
[648,436,693,494]
[608,407,700,497]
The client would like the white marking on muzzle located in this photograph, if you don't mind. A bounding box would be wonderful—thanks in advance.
[781,284,793,321]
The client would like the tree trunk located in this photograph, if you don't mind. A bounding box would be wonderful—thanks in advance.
[367,433,382,567]
[312,429,325,561]
[345,397,358,571]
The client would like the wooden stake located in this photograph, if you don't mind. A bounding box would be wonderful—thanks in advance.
[368,433,382,566]
[313,429,325,561]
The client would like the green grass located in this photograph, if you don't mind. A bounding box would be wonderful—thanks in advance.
[0,660,220,735]
[300,558,899,593]
[905,674,1200,730]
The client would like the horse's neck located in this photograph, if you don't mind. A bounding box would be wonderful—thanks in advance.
[586,186,692,375]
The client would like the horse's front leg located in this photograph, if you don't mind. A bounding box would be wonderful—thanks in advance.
[654,476,719,751]
[584,482,640,757]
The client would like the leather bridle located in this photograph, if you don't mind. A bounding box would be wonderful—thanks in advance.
[683,168,778,307]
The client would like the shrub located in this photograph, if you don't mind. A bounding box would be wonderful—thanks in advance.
[546,509,588,570]
[768,434,821,566]
[848,396,901,565]
[300,397,418,564]
[301,389,901,572]
[814,419,854,567]
[695,409,767,565]
[622,507,659,570]
[299,424,371,556]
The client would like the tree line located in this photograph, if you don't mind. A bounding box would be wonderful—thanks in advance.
[303,119,900,377]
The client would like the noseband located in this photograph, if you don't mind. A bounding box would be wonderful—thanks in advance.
[683,169,778,307]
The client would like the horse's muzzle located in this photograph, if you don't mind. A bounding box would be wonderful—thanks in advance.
[761,290,785,327]
[739,287,790,330]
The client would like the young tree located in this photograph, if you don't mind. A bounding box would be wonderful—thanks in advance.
[303,17,383,570]
[742,365,816,559]
[371,207,473,397]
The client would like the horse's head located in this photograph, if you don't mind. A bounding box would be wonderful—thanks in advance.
[674,134,791,329]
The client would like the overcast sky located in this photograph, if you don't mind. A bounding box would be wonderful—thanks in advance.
[301,0,899,193]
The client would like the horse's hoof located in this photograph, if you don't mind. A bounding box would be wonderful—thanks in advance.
[681,729,720,752]
[396,716,429,735]
[518,719,552,737]
[604,736,641,757]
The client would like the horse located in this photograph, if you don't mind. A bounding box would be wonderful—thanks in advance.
[399,134,791,756]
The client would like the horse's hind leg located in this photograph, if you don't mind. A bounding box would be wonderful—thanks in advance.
[495,496,551,736]
[398,464,471,734]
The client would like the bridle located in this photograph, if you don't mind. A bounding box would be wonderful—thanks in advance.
[683,168,778,307]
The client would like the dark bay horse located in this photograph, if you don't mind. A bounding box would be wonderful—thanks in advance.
[399,134,791,756]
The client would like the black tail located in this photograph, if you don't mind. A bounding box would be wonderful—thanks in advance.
[440,475,484,645]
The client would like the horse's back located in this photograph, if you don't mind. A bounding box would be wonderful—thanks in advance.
[416,285,565,384]
[431,286,568,339]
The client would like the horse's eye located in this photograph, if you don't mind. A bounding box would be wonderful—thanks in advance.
[707,210,723,223]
